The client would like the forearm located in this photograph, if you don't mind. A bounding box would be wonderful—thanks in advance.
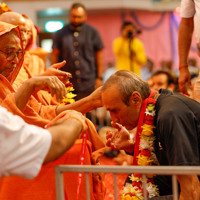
[178,18,194,66]
[44,118,82,163]
[134,51,147,66]
[56,95,97,115]
[14,79,34,111]
[177,175,200,200]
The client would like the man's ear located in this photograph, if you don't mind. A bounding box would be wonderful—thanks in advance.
[129,91,142,107]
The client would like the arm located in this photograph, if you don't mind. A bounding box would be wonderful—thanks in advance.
[132,40,147,66]
[44,111,87,163]
[113,38,124,55]
[95,50,104,89]
[177,175,200,200]
[178,17,194,95]
[56,86,103,115]
[14,76,67,111]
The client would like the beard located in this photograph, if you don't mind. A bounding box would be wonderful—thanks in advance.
[70,22,84,31]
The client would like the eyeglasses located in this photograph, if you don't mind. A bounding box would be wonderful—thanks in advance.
[0,50,25,62]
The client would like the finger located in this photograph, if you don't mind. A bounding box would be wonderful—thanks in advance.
[106,130,113,139]
[54,70,72,78]
[106,139,112,147]
[48,77,64,101]
[111,121,123,131]
[54,78,67,101]
[51,60,66,69]
[180,84,190,96]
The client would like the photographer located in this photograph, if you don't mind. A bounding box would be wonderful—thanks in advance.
[113,21,147,76]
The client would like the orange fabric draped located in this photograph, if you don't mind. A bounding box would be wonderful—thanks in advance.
[0,118,105,200]
[0,74,57,128]
[13,15,54,106]
[0,21,105,199]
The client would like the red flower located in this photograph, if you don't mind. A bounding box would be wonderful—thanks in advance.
[125,193,136,197]
[140,149,151,157]
[133,173,142,178]
[147,178,154,184]
[144,115,154,125]
[132,181,142,188]
[65,82,73,87]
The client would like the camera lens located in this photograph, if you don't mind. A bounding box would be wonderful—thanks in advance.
[127,31,133,39]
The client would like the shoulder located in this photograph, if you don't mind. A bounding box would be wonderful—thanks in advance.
[134,38,145,46]
[84,23,100,34]
[156,90,200,121]
[54,24,70,36]
[180,0,195,18]
[113,37,123,43]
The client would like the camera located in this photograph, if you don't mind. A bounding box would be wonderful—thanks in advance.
[127,31,133,39]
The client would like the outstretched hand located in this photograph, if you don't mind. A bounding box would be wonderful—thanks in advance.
[41,60,71,84]
[106,122,134,152]
[31,76,67,102]
[88,86,103,108]
[178,67,192,96]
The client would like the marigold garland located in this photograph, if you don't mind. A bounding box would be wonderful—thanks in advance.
[0,3,12,14]
[60,82,76,105]
[121,92,159,199]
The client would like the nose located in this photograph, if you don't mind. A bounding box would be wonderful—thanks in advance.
[11,54,19,64]
[20,33,28,49]
[109,112,119,124]
[152,84,159,91]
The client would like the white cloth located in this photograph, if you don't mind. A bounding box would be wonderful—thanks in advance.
[181,0,200,45]
[0,107,51,179]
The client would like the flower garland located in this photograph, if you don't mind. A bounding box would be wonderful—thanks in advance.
[121,91,159,200]
[0,3,12,14]
[60,82,77,105]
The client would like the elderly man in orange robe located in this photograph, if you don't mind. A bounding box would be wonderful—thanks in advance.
[0,21,105,200]
[0,11,70,105]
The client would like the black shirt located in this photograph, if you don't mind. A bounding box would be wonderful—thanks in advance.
[154,89,200,195]
[155,89,200,166]
[52,23,104,92]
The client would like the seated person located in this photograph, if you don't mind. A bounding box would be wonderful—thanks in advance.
[149,70,178,92]
[0,108,87,179]
[0,21,105,200]
[0,10,70,105]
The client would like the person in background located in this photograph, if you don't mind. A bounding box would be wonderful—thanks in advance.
[178,0,200,95]
[113,20,146,76]
[0,107,87,179]
[51,2,104,100]
[149,70,178,92]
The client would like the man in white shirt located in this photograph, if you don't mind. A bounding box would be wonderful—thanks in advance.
[0,107,87,179]
[178,0,200,95]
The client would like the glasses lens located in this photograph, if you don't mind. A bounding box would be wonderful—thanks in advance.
[7,51,24,61]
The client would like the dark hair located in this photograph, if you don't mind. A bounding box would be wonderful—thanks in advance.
[70,3,86,12]
[152,70,177,86]
[102,70,151,106]
[121,21,136,31]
